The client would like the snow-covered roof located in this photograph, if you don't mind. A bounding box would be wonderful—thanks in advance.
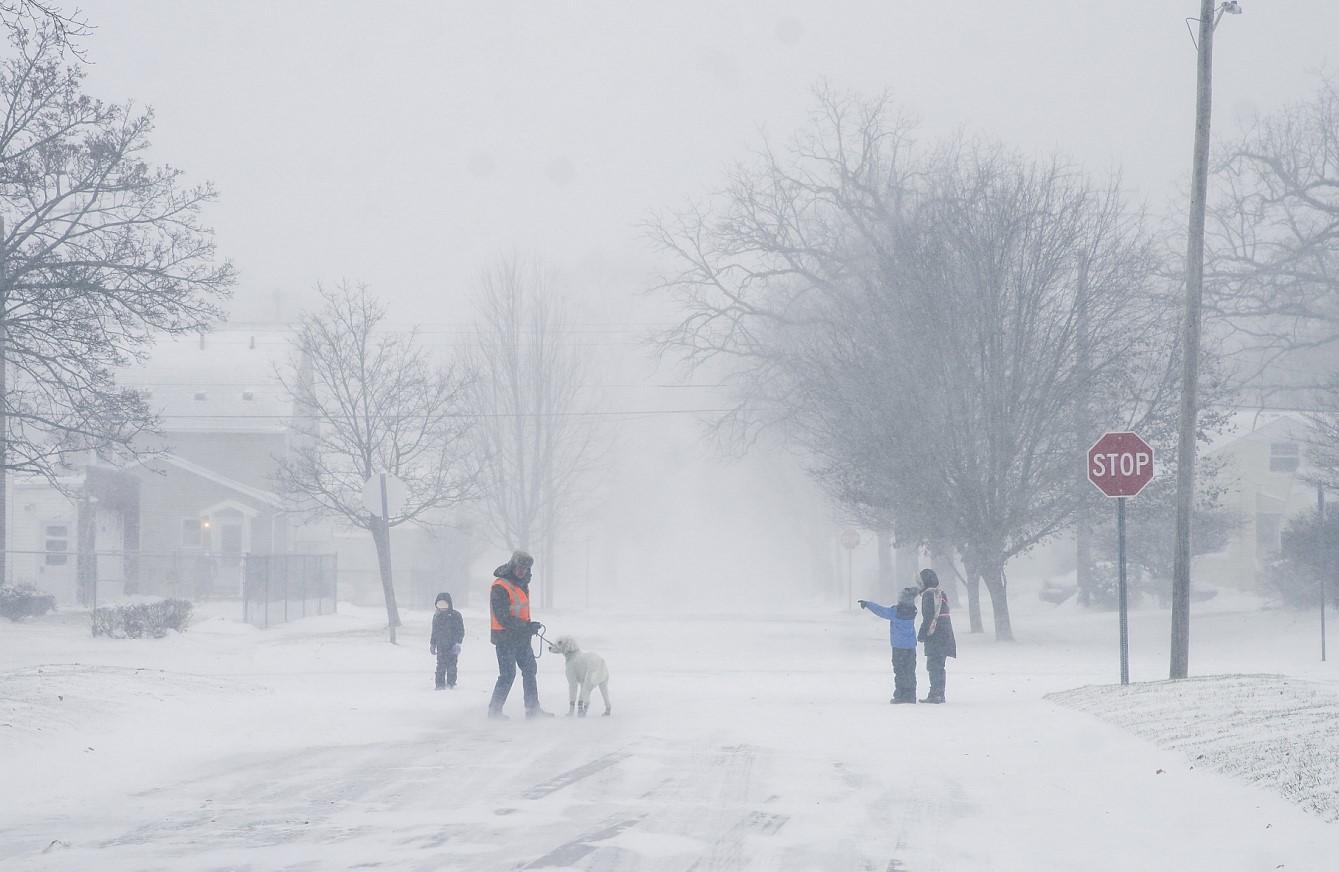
[117,328,295,434]
[156,453,286,509]
[1204,409,1313,457]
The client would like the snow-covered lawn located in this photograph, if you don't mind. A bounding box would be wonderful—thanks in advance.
[1050,674,1339,823]
[1,595,1335,871]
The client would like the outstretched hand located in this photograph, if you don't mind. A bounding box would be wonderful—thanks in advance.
[857,600,868,610]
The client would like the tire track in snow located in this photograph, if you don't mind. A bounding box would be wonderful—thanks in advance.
[523,752,629,800]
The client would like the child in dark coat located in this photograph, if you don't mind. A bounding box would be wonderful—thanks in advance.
[858,587,920,704]
[430,592,465,689]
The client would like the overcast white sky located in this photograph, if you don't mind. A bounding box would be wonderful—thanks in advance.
[70,0,1339,325]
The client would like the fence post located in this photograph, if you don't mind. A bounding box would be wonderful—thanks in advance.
[242,555,248,625]
[264,555,271,629]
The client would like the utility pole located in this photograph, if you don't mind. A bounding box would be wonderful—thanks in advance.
[1075,255,1093,607]
[1171,0,1238,680]
[1,216,8,587]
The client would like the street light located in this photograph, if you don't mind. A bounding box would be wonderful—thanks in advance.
[1170,0,1242,680]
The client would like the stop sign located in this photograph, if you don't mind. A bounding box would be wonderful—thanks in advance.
[1088,432,1155,498]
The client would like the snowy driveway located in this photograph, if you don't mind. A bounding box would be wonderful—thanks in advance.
[2,604,1335,871]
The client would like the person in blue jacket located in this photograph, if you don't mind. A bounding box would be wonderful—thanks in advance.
[858,587,920,704]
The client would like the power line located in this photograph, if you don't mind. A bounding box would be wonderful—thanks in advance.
[149,407,743,420]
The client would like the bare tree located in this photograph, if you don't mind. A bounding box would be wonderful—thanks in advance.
[0,2,90,56]
[467,257,595,609]
[1205,77,1339,392]
[0,25,233,582]
[275,284,480,638]
[652,88,1167,640]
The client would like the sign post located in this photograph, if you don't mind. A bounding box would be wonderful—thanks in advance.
[1088,432,1155,685]
[1319,484,1328,664]
[840,529,860,611]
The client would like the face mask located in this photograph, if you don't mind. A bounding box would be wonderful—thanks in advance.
[436,602,449,610]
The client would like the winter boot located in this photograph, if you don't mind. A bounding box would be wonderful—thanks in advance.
[487,708,509,720]
[920,694,944,704]
[526,707,556,719]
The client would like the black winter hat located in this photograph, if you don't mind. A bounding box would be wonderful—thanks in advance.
[510,550,534,569]
[898,587,920,606]
[919,568,940,588]
[435,592,453,607]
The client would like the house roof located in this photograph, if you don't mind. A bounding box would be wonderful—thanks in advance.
[1204,409,1312,457]
[157,453,286,509]
[117,328,295,434]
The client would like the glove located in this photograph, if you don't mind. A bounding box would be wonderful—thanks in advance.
[529,621,543,636]
[451,643,462,656]
[857,600,869,610]
[430,645,437,655]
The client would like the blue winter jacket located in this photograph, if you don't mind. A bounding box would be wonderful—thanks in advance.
[865,601,918,650]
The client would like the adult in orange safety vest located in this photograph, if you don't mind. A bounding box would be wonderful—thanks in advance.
[487,550,553,719]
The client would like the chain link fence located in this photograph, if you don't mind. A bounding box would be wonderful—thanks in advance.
[242,553,338,628]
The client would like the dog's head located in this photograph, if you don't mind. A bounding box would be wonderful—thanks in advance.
[547,635,580,656]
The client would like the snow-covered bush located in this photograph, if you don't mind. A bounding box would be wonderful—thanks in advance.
[0,584,56,621]
[91,599,192,638]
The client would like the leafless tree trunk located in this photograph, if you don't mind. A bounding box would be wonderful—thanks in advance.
[274,284,480,636]
[468,256,595,609]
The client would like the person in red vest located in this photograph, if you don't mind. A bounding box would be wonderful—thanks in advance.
[487,550,554,719]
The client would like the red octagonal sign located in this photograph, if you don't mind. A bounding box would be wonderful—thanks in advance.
[1088,432,1155,498]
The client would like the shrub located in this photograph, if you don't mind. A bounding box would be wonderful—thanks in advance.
[1269,511,1339,608]
[0,584,56,621]
[91,599,193,638]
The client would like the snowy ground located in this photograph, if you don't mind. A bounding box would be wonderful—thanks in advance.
[1050,674,1339,823]
[1,594,1336,871]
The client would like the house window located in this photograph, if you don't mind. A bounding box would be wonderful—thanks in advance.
[1270,442,1300,473]
[241,391,255,401]
[44,524,69,566]
[182,518,203,547]
[193,392,207,402]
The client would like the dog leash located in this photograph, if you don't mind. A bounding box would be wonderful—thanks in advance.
[531,622,550,660]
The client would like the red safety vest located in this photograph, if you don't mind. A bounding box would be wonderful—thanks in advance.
[490,577,531,633]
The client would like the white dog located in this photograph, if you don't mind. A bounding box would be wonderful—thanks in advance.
[547,635,611,717]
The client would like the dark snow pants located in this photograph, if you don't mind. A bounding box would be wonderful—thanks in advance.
[892,648,917,702]
[489,638,538,713]
[435,650,458,689]
[926,654,947,700]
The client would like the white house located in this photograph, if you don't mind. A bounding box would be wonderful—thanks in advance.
[1194,410,1322,592]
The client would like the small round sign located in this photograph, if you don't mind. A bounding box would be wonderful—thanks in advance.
[840,529,861,550]
[362,472,408,518]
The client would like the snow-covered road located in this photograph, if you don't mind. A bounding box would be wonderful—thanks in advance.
[2,600,1335,871]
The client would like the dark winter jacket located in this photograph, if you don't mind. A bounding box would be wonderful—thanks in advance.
[489,563,534,646]
[918,587,958,658]
[863,601,919,651]
[430,592,464,653]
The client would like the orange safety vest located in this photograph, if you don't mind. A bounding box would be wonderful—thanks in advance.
[490,577,531,632]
